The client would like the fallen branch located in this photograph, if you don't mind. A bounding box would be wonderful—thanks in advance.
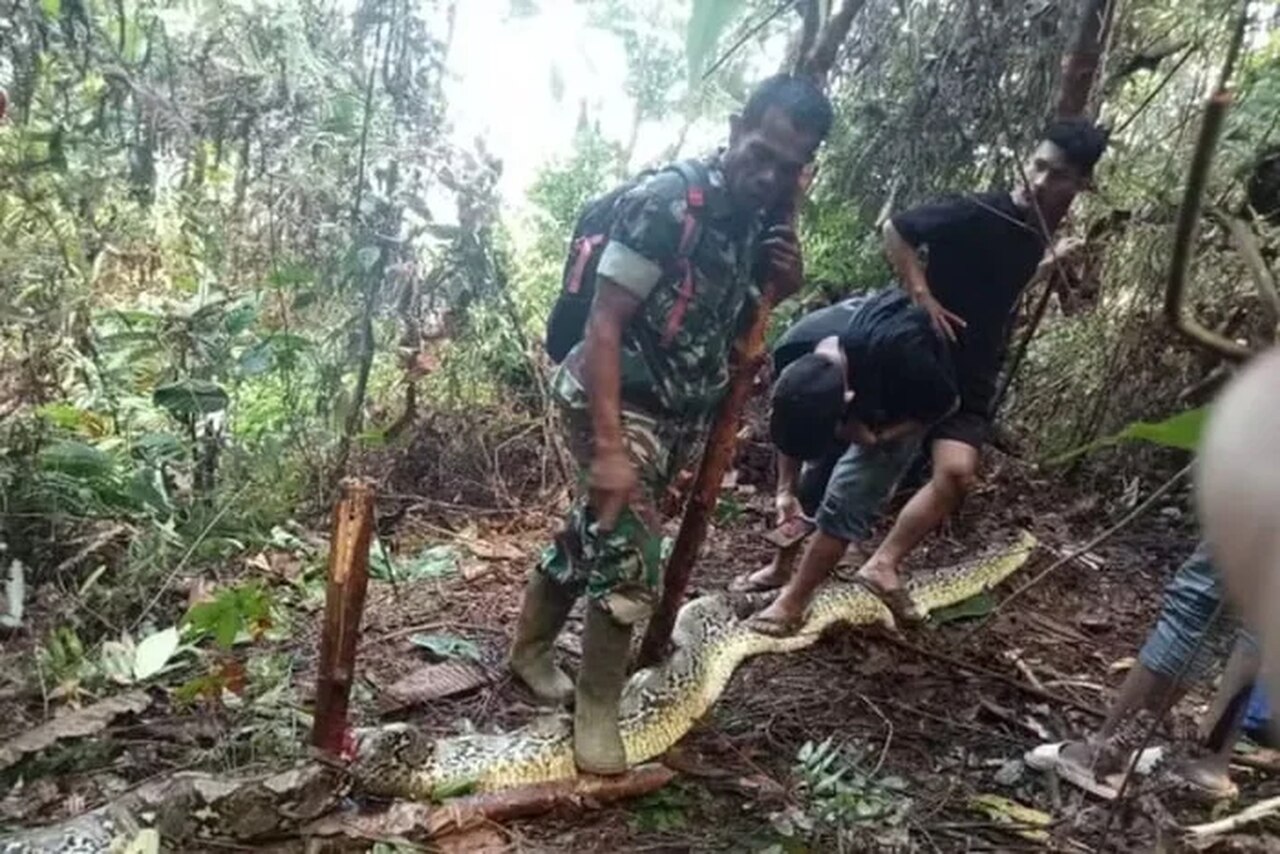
[882,635,1105,719]
[426,763,676,835]
[1185,794,1280,839]
[964,463,1191,638]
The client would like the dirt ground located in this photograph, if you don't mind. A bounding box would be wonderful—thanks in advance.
[3,423,1279,852]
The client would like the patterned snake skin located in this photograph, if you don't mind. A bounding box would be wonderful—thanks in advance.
[351,531,1037,798]
[1,532,1035,852]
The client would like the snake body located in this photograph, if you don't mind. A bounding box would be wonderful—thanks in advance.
[1,533,1034,852]
[352,530,1036,799]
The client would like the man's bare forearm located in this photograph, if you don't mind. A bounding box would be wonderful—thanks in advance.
[582,281,642,454]
[883,220,930,299]
[584,313,625,453]
[777,452,801,494]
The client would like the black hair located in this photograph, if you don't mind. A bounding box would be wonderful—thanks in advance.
[742,74,834,142]
[1044,117,1109,176]
[768,290,957,461]
[770,353,845,461]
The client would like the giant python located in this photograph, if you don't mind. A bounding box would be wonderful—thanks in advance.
[2,531,1035,852]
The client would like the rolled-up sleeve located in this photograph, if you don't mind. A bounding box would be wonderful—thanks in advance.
[595,173,685,301]
[597,241,663,299]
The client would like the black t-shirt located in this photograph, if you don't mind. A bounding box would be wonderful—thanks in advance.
[772,295,868,377]
[890,191,1044,414]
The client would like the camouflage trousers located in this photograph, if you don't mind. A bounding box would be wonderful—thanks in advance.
[537,366,703,623]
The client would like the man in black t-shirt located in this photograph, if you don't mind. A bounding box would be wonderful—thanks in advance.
[750,118,1107,631]
[731,289,958,611]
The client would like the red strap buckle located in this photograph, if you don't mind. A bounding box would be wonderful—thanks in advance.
[565,234,604,295]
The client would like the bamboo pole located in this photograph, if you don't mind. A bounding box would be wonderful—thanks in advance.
[312,477,376,757]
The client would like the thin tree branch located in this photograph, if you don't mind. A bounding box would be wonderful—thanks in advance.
[1163,0,1255,362]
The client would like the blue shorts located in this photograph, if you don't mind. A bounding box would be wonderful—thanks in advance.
[795,434,920,543]
[1138,542,1257,680]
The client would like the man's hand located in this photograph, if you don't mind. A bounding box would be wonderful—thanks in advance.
[912,289,966,343]
[775,489,801,527]
[589,446,637,531]
[760,224,804,299]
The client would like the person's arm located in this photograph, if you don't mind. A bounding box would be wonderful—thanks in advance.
[774,452,802,527]
[582,280,643,528]
[883,218,966,342]
[582,172,685,528]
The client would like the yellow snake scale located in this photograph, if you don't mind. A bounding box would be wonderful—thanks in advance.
[352,530,1036,799]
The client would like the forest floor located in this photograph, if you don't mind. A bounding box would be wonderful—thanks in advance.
[2,416,1278,852]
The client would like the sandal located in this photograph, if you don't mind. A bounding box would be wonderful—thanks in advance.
[746,610,809,638]
[729,570,787,595]
[1024,742,1164,801]
[854,574,927,625]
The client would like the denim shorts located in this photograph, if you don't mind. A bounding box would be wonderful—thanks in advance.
[1138,542,1258,680]
[794,434,921,543]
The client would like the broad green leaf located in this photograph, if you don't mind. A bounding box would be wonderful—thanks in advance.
[369,542,459,581]
[39,441,116,478]
[409,632,482,662]
[929,590,995,625]
[1047,406,1208,466]
[133,627,180,680]
[686,0,748,82]
[153,379,229,417]
[40,0,60,19]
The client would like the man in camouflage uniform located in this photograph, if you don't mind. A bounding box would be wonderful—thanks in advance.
[509,75,834,775]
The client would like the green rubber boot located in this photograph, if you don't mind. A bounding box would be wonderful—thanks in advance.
[573,605,633,775]
[508,571,576,704]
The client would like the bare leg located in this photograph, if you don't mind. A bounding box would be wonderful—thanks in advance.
[736,541,802,590]
[751,531,849,628]
[857,439,978,593]
[1182,637,1260,792]
[1059,663,1180,773]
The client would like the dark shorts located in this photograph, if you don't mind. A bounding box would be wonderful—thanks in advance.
[928,409,991,449]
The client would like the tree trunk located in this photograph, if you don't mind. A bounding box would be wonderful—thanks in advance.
[1055,0,1117,119]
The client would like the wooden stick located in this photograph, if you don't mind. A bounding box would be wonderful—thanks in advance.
[312,478,376,757]
[426,763,676,836]
[1185,794,1280,839]
[637,288,777,667]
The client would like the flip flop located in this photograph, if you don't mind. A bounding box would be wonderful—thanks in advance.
[1024,742,1165,801]
[729,570,787,595]
[746,611,808,638]
[854,574,926,624]
[1165,762,1239,801]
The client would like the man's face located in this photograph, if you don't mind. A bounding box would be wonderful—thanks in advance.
[723,106,820,213]
[1012,140,1087,224]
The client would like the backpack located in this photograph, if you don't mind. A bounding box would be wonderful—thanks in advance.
[544,160,708,364]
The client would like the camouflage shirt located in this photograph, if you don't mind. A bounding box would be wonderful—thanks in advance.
[567,155,765,420]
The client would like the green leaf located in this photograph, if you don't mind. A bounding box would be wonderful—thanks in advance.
[1047,406,1208,466]
[929,590,995,626]
[369,542,459,581]
[686,0,748,82]
[153,379,229,417]
[39,441,116,479]
[409,632,482,662]
[133,627,180,680]
[356,245,382,272]
[1,559,25,629]
[100,638,136,685]
[40,0,60,19]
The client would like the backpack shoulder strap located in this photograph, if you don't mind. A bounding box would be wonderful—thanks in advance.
[659,160,710,346]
